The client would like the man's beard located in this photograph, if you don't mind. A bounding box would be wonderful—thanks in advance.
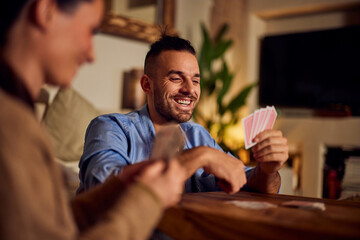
[153,88,196,123]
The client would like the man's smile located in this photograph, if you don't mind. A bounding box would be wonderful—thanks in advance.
[174,98,191,106]
[172,95,198,109]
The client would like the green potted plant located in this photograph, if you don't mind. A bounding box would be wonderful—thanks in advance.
[194,23,256,158]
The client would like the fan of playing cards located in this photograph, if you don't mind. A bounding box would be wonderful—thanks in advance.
[242,106,277,149]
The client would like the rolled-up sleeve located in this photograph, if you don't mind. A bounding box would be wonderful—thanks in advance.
[78,115,131,192]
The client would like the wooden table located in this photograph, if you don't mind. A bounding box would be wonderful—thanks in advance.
[157,191,360,240]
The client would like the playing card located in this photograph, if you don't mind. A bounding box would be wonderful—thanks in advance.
[242,106,277,150]
[151,124,185,161]
[260,106,271,132]
[226,200,277,210]
[281,200,326,211]
[255,108,267,137]
[242,113,255,150]
[250,110,260,145]
[263,106,277,130]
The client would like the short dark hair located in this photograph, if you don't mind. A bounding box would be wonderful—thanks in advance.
[144,35,196,75]
[0,0,93,47]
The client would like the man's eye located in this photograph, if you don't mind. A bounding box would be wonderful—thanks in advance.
[170,78,181,81]
[193,80,200,84]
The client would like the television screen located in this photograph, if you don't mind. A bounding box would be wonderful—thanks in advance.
[259,25,360,116]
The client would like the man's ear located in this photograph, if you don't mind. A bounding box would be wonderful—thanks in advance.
[31,0,57,31]
[140,75,152,94]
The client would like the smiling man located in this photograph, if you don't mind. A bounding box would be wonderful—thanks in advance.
[78,35,289,195]
[145,46,200,127]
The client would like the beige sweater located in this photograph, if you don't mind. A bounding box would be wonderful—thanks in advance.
[0,89,163,240]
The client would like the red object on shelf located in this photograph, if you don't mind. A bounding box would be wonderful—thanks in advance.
[328,169,341,199]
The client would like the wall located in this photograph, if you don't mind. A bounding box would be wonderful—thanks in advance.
[175,0,213,51]
[72,34,149,111]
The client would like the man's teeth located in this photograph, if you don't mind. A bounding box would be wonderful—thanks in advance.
[176,99,191,105]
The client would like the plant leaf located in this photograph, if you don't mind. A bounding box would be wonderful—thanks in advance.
[198,23,213,72]
[226,83,257,114]
[216,62,233,115]
[214,40,233,59]
[202,70,219,94]
[214,24,229,43]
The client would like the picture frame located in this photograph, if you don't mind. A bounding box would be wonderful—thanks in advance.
[100,0,176,43]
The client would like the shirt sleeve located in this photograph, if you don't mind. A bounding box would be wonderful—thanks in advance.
[78,115,132,192]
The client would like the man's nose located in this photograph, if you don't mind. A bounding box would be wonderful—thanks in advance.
[179,78,195,94]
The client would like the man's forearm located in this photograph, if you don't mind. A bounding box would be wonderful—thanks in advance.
[177,146,208,178]
[177,147,247,193]
[246,165,281,193]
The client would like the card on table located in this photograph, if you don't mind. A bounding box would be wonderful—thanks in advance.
[242,106,277,149]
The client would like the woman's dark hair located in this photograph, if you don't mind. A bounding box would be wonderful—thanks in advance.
[144,34,196,75]
[0,0,93,47]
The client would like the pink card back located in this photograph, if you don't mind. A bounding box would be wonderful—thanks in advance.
[242,113,255,149]
[255,108,267,136]
[250,110,260,142]
[264,106,277,130]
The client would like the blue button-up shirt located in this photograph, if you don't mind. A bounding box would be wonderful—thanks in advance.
[78,105,253,193]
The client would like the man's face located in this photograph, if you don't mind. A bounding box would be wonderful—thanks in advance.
[43,0,104,87]
[149,50,201,123]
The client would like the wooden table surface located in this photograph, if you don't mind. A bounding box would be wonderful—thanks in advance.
[157,191,360,240]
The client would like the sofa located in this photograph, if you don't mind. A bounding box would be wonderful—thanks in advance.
[37,86,106,198]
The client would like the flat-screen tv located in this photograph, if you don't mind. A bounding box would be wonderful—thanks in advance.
[259,25,360,116]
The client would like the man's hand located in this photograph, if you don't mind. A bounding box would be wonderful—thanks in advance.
[246,129,288,193]
[177,146,247,194]
[203,148,247,194]
[252,130,289,174]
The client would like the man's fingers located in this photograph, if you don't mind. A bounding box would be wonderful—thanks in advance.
[252,136,287,153]
[217,167,247,194]
[253,144,288,159]
[218,180,238,194]
[251,130,289,175]
[253,129,282,143]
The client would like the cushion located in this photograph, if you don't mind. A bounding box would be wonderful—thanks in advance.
[42,88,100,162]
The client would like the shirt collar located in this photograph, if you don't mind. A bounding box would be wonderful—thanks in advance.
[139,104,156,140]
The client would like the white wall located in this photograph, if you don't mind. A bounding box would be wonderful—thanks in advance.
[72,34,149,110]
[176,0,213,51]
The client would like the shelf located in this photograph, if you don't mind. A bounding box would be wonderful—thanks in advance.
[254,1,360,20]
